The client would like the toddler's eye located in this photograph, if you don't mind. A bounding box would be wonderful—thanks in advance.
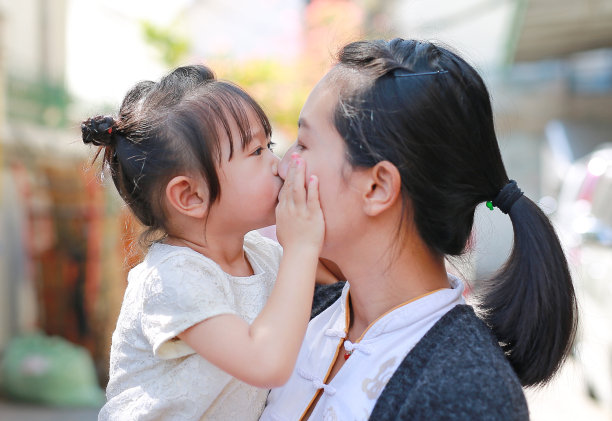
[253,147,264,156]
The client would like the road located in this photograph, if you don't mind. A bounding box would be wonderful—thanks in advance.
[1,357,610,420]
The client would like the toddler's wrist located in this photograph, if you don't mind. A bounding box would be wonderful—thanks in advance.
[283,242,321,259]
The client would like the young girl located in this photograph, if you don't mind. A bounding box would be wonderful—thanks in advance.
[261,39,578,420]
[81,65,326,420]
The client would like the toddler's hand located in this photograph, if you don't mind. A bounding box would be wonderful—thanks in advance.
[275,155,324,253]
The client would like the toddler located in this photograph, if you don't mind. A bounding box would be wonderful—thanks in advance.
[82,65,325,420]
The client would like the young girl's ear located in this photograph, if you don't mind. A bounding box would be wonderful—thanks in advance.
[165,175,208,218]
[362,161,401,216]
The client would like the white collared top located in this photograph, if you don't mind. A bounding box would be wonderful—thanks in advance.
[261,274,465,421]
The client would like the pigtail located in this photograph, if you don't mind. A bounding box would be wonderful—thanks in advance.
[478,193,578,386]
[81,115,119,170]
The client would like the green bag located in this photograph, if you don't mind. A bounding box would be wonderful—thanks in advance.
[0,333,105,407]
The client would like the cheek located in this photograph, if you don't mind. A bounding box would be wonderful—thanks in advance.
[314,170,339,218]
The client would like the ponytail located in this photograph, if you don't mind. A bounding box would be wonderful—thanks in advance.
[332,38,578,387]
[478,190,577,386]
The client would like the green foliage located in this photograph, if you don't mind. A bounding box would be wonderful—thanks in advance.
[213,58,312,141]
[7,74,71,127]
[141,21,190,68]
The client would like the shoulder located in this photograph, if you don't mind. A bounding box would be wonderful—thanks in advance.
[244,230,282,264]
[138,244,226,295]
[146,243,220,273]
[372,305,528,420]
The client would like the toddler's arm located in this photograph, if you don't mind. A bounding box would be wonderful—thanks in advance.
[179,157,323,388]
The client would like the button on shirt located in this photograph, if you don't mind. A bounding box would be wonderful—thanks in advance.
[261,275,465,421]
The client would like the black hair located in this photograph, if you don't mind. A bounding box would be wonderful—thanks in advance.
[332,39,577,386]
[81,65,272,245]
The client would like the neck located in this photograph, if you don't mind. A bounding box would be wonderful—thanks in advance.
[165,228,252,277]
[334,226,450,338]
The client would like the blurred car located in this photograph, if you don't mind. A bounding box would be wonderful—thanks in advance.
[553,145,612,409]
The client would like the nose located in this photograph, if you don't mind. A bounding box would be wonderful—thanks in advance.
[278,142,297,180]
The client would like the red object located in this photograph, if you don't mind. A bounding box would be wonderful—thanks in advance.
[107,128,112,134]
[344,352,352,360]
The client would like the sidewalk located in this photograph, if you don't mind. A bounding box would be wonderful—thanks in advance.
[1,358,610,421]
[0,399,100,421]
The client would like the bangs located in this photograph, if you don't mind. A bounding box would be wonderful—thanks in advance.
[163,81,272,207]
[204,82,272,161]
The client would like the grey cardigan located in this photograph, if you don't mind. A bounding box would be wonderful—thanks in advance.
[311,282,529,420]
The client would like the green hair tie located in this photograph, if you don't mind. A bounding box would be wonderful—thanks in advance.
[486,201,494,211]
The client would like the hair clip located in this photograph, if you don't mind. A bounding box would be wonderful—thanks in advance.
[394,70,448,77]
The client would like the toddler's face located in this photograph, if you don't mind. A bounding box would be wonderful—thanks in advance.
[211,108,282,233]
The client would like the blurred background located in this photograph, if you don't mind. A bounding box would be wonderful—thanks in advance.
[0,0,611,419]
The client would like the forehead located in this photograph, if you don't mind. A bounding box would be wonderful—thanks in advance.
[299,74,339,134]
[298,73,353,173]
[300,66,372,130]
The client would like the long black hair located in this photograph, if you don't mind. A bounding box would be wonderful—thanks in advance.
[81,65,272,244]
[332,39,577,386]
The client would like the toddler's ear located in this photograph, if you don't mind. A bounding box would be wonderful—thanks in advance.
[362,160,401,216]
[165,176,208,218]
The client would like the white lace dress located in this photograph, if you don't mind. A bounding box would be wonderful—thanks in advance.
[99,231,282,421]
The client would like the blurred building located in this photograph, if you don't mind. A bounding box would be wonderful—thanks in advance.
[458,0,612,278]
[0,0,130,387]
[502,0,612,196]
[0,0,73,351]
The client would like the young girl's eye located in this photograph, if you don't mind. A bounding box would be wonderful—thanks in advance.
[253,142,275,156]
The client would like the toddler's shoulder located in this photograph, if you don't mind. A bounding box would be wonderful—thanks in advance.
[244,230,282,260]
[139,243,225,288]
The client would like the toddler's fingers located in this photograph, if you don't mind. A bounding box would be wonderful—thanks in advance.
[291,159,306,207]
[306,174,321,212]
[279,158,296,205]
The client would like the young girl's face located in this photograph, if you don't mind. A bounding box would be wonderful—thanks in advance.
[210,106,282,234]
